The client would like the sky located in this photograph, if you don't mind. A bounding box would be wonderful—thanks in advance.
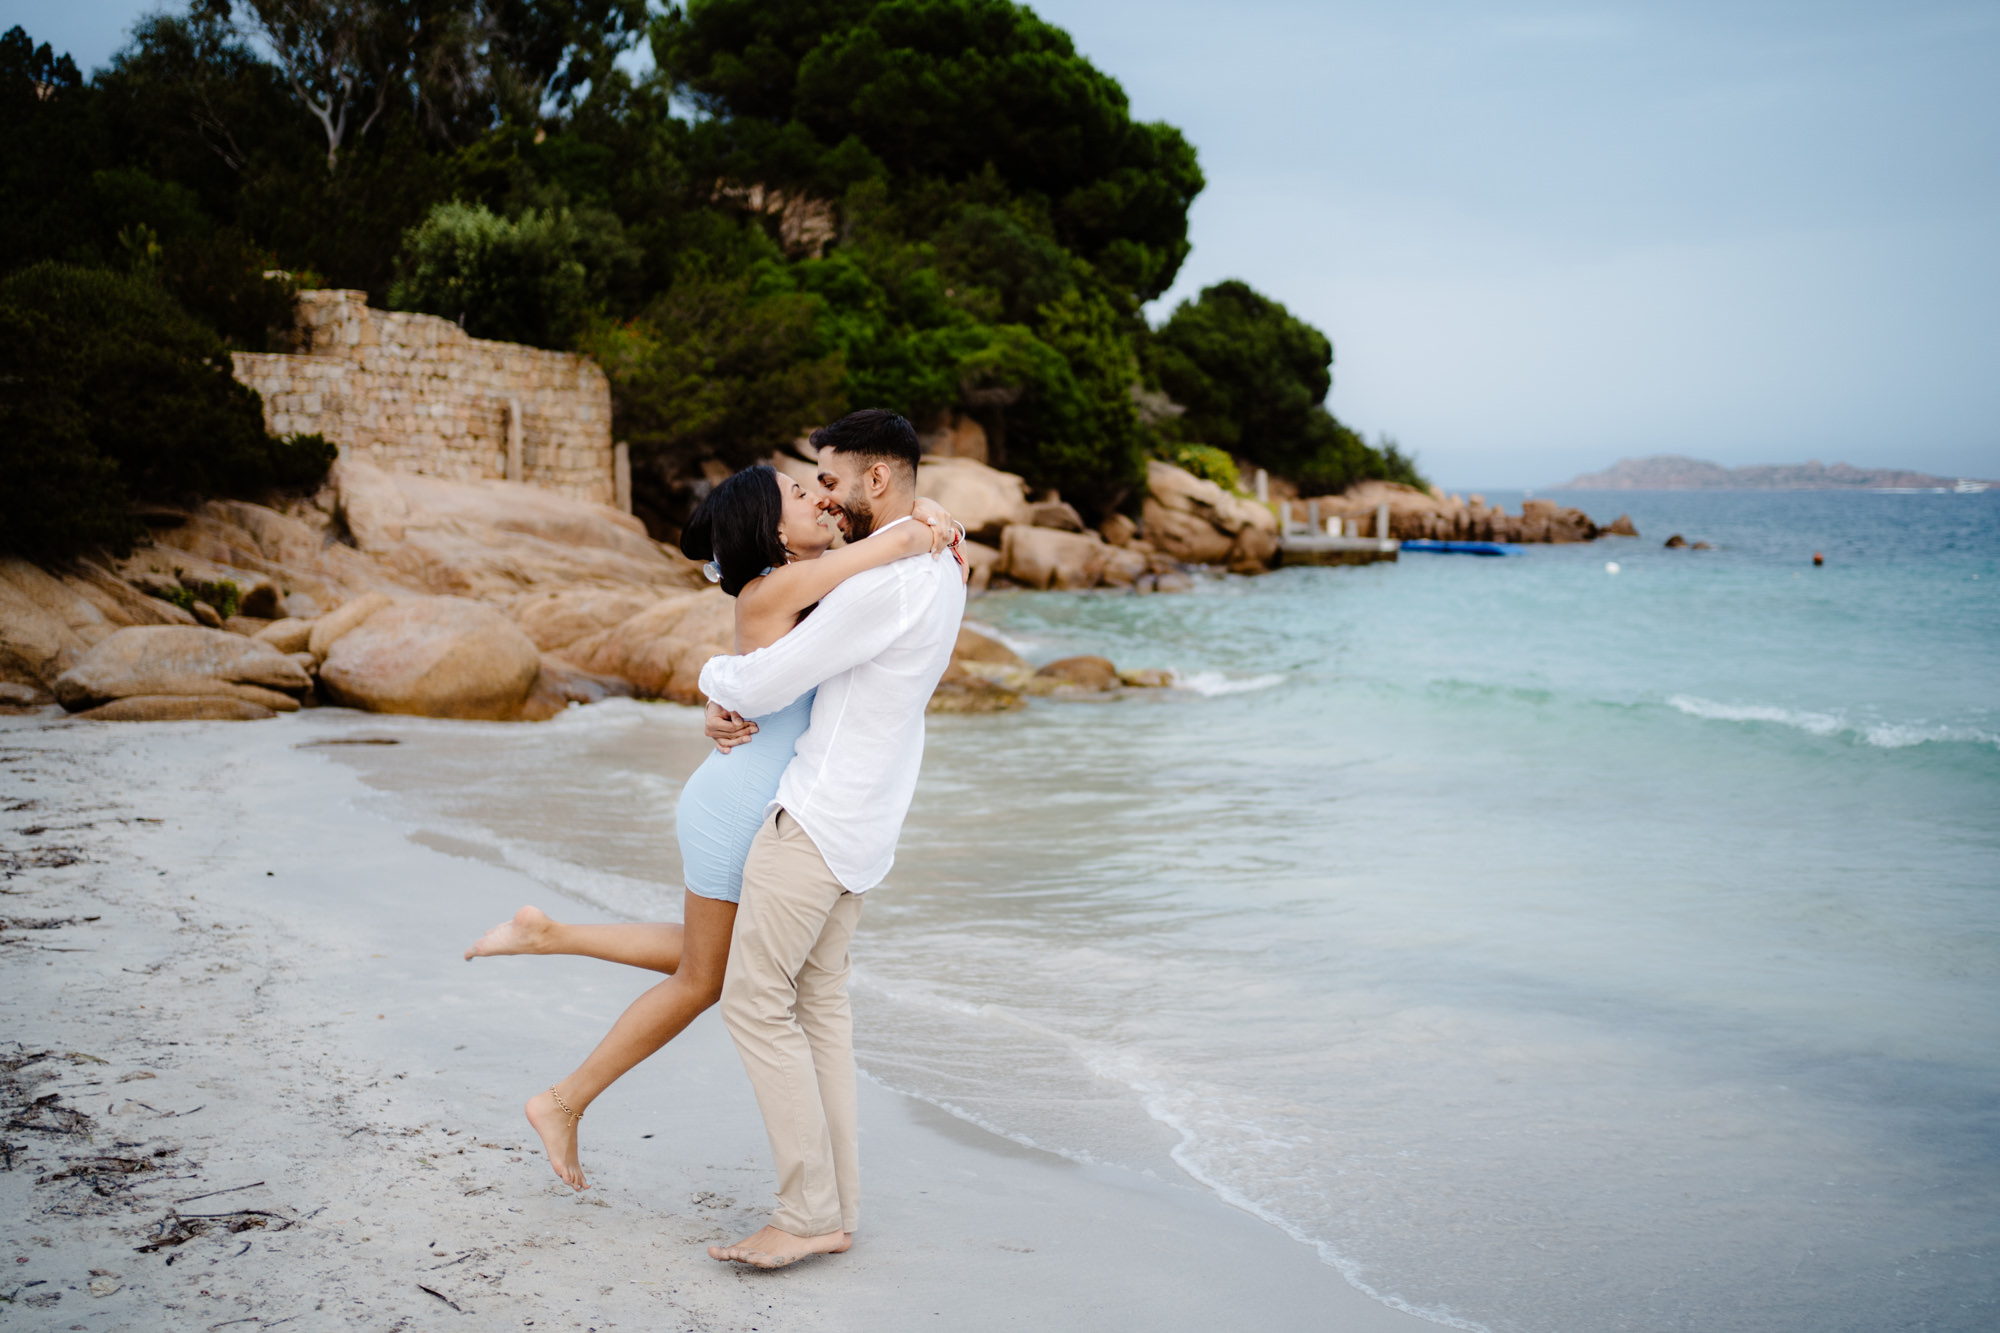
[12,1,1999,487]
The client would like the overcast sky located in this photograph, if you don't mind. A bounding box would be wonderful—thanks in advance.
[14,1,1998,486]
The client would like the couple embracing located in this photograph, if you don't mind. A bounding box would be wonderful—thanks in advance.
[465,409,968,1268]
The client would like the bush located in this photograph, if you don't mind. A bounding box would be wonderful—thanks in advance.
[389,200,637,348]
[1166,443,1243,494]
[0,261,335,558]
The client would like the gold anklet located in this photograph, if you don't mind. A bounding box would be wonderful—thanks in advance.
[548,1085,583,1126]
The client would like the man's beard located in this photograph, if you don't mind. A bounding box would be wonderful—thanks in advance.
[837,495,877,541]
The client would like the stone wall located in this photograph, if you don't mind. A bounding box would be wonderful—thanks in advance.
[232,290,621,508]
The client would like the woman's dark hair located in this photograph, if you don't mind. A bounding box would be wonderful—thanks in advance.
[679,465,788,597]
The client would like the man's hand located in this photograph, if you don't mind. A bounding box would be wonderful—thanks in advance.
[705,700,758,754]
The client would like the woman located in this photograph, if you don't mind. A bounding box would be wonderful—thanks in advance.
[463,465,963,1189]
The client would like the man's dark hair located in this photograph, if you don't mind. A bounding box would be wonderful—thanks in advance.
[679,465,788,597]
[809,408,921,483]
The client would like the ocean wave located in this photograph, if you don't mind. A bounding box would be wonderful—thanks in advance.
[853,970,1492,1332]
[365,803,682,922]
[1178,670,1288,697]
[1666,695,1999,750]
[963,619,1042,659]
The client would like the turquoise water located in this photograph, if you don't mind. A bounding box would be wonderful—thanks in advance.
[322,491,1999,1332]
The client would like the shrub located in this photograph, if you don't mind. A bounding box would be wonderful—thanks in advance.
[389,201,637,349]
[1166,443,1242,494]
[0,261,336,558]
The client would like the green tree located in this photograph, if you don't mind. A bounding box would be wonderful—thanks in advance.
[577,264,845,537]
[0,262,334,557]
[388,198,638,346]
[1147,280,1425,493]
[655,0,1203,303]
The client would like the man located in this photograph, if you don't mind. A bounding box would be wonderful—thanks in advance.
[696,409,967,1269]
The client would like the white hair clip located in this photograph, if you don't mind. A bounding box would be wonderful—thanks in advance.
[702,559,723,584]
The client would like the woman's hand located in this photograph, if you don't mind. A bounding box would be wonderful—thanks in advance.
[912,497,962,558]
[704,701,758,754]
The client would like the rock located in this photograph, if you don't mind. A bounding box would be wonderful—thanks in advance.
[1145,461,1278,543]
[917,411,991,464]
[1118,668,1174,688]
[1227,525,1280,574]
[308,592,396,659]
[1100,546,1150,588]
[999,526,1111,591]
[916,458,1033,543]
[115,549,287,620]
[954,624,1026,668]
[331,457,704,600]
[1692,541,1713,550]
[189,600,224,628]
[54,626,312,713]
[317,596,543,720]
[1603,514,1639,537]
[1152,571,1195,594]
[516,655,640,722]
[1027,655,1120,695]
[1140,500,1235,564]
[1304,481,1609,545]
[927,659,1025,713]
[0,681,48,706]
[1664,534,1689,549]
[1100,513,1139,547]
[75,695,277,722]
[957,540,1000,595]
[510,587,659,654]
[61,559,196,631]
[255,618,316,654]
[1029,499,1086,533]
[221,615,273,637]
[136,496,393,616]
[1136,456,1272,564]
[2,559,109,694]
[563,589,735,704]
[1520,498,1597,544]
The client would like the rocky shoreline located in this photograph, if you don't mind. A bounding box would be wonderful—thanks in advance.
[1,453,1625,726]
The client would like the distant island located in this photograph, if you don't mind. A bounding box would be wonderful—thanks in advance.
[1552,455,1991,491]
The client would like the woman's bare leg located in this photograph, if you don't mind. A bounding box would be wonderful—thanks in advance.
[524,891,738,1190]
[465,905,685,974]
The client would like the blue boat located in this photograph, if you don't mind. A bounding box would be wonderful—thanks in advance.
[1399,540,1522,557]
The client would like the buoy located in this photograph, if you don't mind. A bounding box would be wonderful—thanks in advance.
[1812,552,1824,566]
[1605,561,1621,575]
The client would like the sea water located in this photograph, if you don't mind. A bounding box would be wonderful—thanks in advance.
[320,491,2000,1332]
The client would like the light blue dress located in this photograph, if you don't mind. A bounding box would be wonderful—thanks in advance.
[675,688,815,903]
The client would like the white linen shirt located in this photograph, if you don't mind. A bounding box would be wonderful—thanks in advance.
[696,527,966,892]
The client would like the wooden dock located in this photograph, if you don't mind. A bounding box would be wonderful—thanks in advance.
[1276,500,1400,567]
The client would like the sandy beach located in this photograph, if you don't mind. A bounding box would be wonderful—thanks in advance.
[0,705,1426,1332]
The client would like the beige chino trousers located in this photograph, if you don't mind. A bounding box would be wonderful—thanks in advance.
[721,808,864,1237]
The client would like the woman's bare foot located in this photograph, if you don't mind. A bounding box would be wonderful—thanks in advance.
[708,1225,851,1269]
[525,1088,588,1190]
[465,906,556,961]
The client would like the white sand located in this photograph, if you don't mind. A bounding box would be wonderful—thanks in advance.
[0,708,1430,1331]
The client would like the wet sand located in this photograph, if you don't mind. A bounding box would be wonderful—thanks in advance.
[0,708,1430,1331]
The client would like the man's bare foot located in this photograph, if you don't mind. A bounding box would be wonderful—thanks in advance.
[525,1088,588,1191]
[465,905,556,961]
[708,1225,851,1269]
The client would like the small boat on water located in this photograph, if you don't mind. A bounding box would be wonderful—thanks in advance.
[1400,540,1522,557]
[1955,479,1990,494]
